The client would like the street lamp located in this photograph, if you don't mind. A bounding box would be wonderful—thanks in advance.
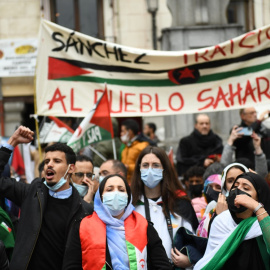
[146,0,159,50]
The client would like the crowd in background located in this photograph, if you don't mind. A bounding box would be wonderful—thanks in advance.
[0,106,269,269]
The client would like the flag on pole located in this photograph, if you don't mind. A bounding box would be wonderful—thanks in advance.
[11,146,25,176]
[67,86,114,153]
[39,116,74,144]
[48,116,75,134]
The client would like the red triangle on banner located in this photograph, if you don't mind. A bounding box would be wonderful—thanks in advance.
[90,86,114,138]
[48,57,92,80]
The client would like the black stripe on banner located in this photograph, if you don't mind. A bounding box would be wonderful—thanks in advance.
[49,47,270,74]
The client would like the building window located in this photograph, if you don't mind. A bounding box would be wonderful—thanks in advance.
[227,0,254,31]
[50,0,104,39]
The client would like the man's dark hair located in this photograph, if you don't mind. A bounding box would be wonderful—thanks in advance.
[121,119,139,135]
[76,155,94,167]
[111,159,128,178]
[186,166,205,180]
[45,143,76,164]
[147,122,156,133]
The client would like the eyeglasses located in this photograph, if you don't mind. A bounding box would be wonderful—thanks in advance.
[73,172,95,179]
[140,163,163,169]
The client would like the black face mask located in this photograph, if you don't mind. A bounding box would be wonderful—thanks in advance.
[189,184,203,198]
[226,188,251,213]
[205,185,220,202]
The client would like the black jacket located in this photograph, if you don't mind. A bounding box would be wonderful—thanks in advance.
[177,129,223,175]
[0,146,93,270]
[0,240,9,270]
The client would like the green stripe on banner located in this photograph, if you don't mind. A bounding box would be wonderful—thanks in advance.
[126,240,137,270]
[55,75,175,87]
[54,62,270,87]
[101,263,106,270]
[199,61,270,83]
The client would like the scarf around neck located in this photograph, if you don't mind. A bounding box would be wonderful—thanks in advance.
[193,129,217,149]
[194,210,262,270]
[94,189,135,270]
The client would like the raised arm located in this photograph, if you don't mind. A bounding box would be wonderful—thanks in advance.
[0,126,34,205]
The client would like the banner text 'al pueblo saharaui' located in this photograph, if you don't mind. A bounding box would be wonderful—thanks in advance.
[36,20,270,117]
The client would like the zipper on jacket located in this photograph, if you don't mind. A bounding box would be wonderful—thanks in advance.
[25,191,43,269]
[105,261,113,270]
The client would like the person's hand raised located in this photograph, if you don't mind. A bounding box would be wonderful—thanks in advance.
[216,193,228,215]
[227,125,242,145]
[7,126,34,147]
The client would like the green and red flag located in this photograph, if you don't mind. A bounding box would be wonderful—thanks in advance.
[39,116,74,144]
[67,86,114,153]
[36,20,270,117]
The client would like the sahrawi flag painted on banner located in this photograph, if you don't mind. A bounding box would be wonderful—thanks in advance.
[67,87,114,153]
[36,19,270,117]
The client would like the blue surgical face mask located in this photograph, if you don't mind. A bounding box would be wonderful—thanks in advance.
[73,182,88,197]
[140,168,163,189]
[102,191,128,216]
[225,190,229,197]
[99,175,105,183]
[44,165,70,192]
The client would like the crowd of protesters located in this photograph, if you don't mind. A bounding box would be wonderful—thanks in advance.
[0,107,269,269]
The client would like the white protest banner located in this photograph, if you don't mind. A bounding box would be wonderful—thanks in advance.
[0,38,38,77]
[36,20,270,117]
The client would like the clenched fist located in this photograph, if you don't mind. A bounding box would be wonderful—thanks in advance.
[7,126,34,147]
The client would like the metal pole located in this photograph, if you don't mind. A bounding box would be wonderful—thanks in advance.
[152,11,157,50]
[0,79,5,136]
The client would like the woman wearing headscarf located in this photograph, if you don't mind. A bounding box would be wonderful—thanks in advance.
[194,172,270,270]
[196,174,222,238]
[65,174,172,270]
[207,163,249,234]
[213,163,249,217]
[131,146,198,268]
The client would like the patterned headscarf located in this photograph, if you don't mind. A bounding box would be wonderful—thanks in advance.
[203,174,221,194]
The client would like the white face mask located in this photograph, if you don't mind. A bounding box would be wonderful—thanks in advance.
[73,182,88,197]
[140,168,163,189]
[121,132,130,143]
[44,164,71,192]
[99,175,105,183]
[102,191,128,216]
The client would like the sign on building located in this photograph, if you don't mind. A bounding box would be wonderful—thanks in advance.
[0,38,37,77]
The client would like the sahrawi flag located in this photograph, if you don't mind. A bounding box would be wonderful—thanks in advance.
[39,116,74,143]
[67,86,114,153]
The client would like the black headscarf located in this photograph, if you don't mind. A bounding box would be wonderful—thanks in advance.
[232,172,270,213]
[222,172,270,270]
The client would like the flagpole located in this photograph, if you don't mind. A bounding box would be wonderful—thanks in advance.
[112,138,117,160]
[33,71,42,164]
[87,145,107,161]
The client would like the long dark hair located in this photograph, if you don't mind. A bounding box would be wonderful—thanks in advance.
[131,146,187,216]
